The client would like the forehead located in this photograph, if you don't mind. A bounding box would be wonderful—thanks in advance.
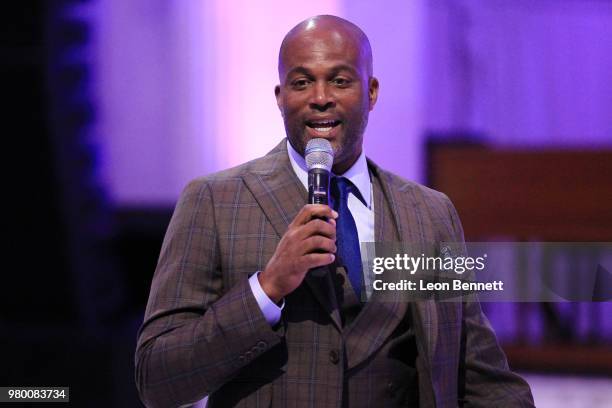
[280,29,366,76]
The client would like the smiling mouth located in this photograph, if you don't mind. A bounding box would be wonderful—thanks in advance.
[305,120,342,133]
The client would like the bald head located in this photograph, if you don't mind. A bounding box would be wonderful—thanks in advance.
[278,15,373,79]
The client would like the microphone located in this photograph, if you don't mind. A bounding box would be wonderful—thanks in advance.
[305,138,334,205]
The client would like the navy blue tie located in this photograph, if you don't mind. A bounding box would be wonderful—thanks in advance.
[331,177,364,300]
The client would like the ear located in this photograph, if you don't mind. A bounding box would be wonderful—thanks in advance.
[368,77,379,111]
[274,85,283,113]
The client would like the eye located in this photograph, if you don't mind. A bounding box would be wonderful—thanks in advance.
[291,78,311,90]
[332,77,351,88]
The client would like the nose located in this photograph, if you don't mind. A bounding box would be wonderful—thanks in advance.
[309,81,335,111]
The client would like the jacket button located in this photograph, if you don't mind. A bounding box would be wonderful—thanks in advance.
[329,349,340,364]
[257,341,267,351]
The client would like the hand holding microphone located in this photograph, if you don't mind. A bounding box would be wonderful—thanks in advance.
[258,139,336,302]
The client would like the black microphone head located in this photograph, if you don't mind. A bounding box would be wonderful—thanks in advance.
[305,138,334,172]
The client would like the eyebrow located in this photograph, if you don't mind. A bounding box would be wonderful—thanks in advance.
[285,64,360,80]
[286,66,312,78]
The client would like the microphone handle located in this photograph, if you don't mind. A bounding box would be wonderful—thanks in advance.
[307,168,334,271]
[308,168,330,205]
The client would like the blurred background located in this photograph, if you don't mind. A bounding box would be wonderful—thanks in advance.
[3,0,612,406]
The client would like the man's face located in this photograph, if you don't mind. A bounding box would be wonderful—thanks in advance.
[275,28,378,174]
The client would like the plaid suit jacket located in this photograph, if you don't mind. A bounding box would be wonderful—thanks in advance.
[135,140,534,408]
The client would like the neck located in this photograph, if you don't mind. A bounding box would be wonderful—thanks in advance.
[332,154,360,175]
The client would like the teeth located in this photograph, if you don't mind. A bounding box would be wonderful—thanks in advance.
[309,121,338,131]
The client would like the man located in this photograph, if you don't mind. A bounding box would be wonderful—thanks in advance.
[135,15,534,408]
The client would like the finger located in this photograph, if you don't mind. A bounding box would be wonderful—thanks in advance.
[291,204,338,227]
[298,218,336,240]
[302,236,337,255]
[302,252,336,270]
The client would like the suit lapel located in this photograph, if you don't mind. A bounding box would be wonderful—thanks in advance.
[375,163,439,364]
[344,162,407,369]
[344,161,438,373]
[241,141,305,238]
[242,140,342,331]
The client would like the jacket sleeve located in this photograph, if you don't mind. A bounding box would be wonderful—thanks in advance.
[134,179,283,408]
[443,196,535,408]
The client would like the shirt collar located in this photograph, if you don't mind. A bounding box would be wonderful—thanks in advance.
[287,140,372,208]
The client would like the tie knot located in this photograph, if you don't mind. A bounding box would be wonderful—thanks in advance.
[331,177,367,209]
[331,177,352,203]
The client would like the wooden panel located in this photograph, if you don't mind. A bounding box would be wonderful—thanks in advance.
[429,146,612,241]
[504,344,612,375]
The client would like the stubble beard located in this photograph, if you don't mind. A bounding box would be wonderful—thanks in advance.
[285,115,369,173]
